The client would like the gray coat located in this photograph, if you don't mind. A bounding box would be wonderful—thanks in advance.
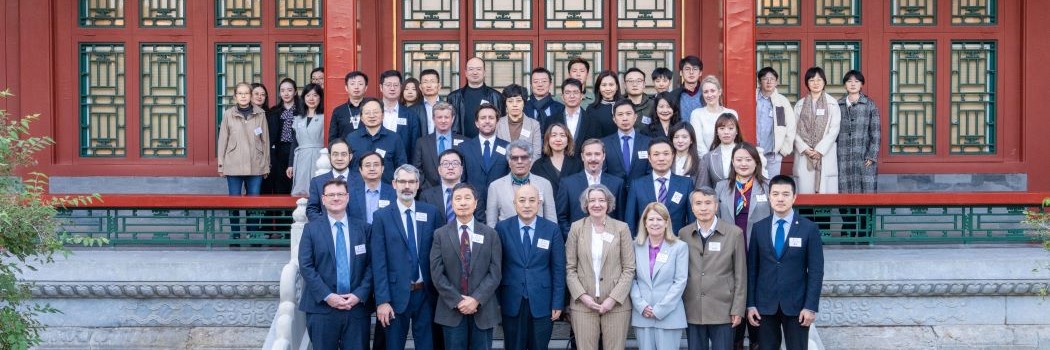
[715,178,772,243]
[836,93,881,193]
[430,221,503,329]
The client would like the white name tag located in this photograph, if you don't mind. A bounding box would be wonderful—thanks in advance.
[397,118,407,126]
[637,151,648,159]
[376,148,387,158]
[453,139,463,146]
[351,116,360,129]
[816,109,826,116]
[602,232,614,243]
[378,200,390,208]
[655,252,669,263]
[254,127,263,136]
[708,242,722,251]
[756,194,768,202]
[537,238,550,250]
[471,233,485,244]
[641,116,652,125]
[495,146,507,155]
[355,244,367,255]
[789,237,802,247]
[671,192,683,204]
[521,129,531,138]
[415,212,428,222]
[480,99,491,105]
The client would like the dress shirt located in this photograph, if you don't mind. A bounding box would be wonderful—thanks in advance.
[696,216,718,239]
[397,200,424,283]
[618,129,637,160]
[565,108,581,139]
[674,156,689,176]
[518,217,535,248]
[457,218,480,251]
[365,184,381,223]
[478,134,497,150]
[590,226,604,297]
[424,98,439,133]
[435,131,453,152]
[651,172,671,200]
[327,214,352,299]
[771,210,795,246]
[332,169,351,180]
[382,102,400,132]
[586,171,602,186]
[647,243,661,278]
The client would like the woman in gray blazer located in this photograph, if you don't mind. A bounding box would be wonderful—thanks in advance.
[714,142,771,244]
[696,113,745,189]
[630,202,689,350]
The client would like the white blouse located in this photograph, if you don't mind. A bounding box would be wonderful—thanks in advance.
[591,226,605,297]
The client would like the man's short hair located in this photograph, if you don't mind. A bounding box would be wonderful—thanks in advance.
[562,78,583,92]
[678,55,703,70]
[328,138,351,152]
[379,70,403,83]
[613,98,635,112]
[757,67,779,81]
[502,84,527,100]
[506,139,534,161]
[568,57,590,72]
[420,69,440,80]
[531,67,553,82]
[394,164,423,182]
[322,178,348,193]
[651,67,673,81]
[432,101,456,119]
[580,138,605,153]
[311,66,324,75]
[357,151,384,170]
[624,67,646,79]
[344,71,368,86]
[451,182,478,199]
[691,186,717,201]
[770,174,797,193]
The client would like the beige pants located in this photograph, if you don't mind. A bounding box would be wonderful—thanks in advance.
[570,308,631,350]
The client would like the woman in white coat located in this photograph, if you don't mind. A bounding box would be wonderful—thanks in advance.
[630,202,689,350]
[792,67,841,194]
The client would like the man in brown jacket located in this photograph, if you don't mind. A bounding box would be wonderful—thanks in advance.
[678,186,747,350]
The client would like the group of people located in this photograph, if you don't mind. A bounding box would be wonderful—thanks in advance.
[214,55,880,349]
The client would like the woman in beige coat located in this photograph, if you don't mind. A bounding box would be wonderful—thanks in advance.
[792,67,841,194]
[566,184,636,350]
[218,82,270,239]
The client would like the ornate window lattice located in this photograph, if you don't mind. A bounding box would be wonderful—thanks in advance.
[216,0,262,27]
[140,44,187,157]
[474,0,531,29]
[276,43,323,89]
[545,42,604,95]
[403,0,460,29]
[889,41,936,154]
[617,41,675,95]
[473,42,532,91]
[403,42,461,97]
[952,0,996,25]
[141,0,185,27]
[892,0,936,25]
[277,0,322,27]
[215,44,262,135]
[547,0,603,29]
[816,0,860,25]
[80,0,125,27]
[950,41,996,154]
[756,0,800,26]
[80,44,126,157]
[814,41,861,98]
[756,41,801,102]
[618,0,674,28]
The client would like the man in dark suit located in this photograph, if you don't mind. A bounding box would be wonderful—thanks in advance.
[601,99,652,191]
[430,183,503,350]
[307,139,361,221]
[747,175,824,350]
[448,57,505,138]
[329,71,369,143]
[298,178,373,350]
[556,138,625,234]
[348,152,396,224]
[419,149,466,226]
[625,138,693,234]
[372,164,443,350]
[548,78,596,144]
[346,98,407,183]
[414,101,466,189]
[378,70,423,162]
[456,103,509,221]
[495,184,566,350]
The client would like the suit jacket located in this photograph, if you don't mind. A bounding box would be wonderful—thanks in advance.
[447,85,505,138]
[677,219,747,325]
[389,105,424,162]
[298,216,373,317]
[496,216,566,318]
[486,174,557,227]
[565,217,636,313]
[347,182,397,223]
[549,107,600,146]
[406,102,430,135]
[458,136,511,218]
[625,174,694,235]
[715,178,771,245]
[696,145,729,189]
[747,212,825,316]
[419,184,454,226]
[431,221,503,329]
[496,117,544,160]
[556,172,625,235]
[413,133,466,189]
[306,171,363,222]
[600,132,652,184]
[629,238,688,329]
[371,201,442,313]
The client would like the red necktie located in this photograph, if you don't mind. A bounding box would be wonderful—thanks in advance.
[459,225,472,293]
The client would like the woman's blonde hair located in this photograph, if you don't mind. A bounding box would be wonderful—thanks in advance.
[634,202,679,245]
[700,75,723,106]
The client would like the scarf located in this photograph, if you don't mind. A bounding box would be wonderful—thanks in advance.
[797,94,830,192]
[511,175,530,186]
[530,95,554,119]
[735,176,753,215]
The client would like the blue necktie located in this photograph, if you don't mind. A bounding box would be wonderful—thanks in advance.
[405,209,420,281]
[657,177,668,203]
[621,135,632,169]
[445,188,454,224]
[334,222,351,294]
[439,135,448,153]
[522,225,532,261]
[483,140,492,167]
[774,219,786,259]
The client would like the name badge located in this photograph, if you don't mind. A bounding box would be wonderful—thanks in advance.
[453,139,463,146]
[254,127,263,136]
[708,242,722,252]
[471,233,485,244]
[602,232,614,243]
[378,200,390,208]
[756,194,768,202]
[655,252,669,263]
[671,192,683,204]
[415,212,428,222]
[637,151,648,159]
[376,148,387,158]
[521,129,531,138]
[537,238,550,250]
[351,116,360,129]
[816,109,826,116]
[397,118,408,126]
[480,99,491,105]
[641,116,652,125]
[495,146,507,155]
[355,244,367,255]
[789,237,802,247]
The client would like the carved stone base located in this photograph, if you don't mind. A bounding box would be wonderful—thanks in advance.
[35,327,267,350]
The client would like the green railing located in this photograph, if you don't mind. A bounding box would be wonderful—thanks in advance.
[53,193,1048,248]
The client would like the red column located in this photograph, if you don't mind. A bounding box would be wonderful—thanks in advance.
[1023,0,1050,191]
[323,0,357,141]
[722,0,756,140]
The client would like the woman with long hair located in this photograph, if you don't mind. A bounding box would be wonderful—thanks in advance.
[250,82,270,112]
[696,113,746,189]
[669,122,701,179]
[645,93,680,138]
[585,70,623,138]
[531,122,584,194]
[793,66,841,194]
[287,83,325,197]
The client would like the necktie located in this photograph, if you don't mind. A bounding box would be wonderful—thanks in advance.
[483,140,492,167]
[439,135,448,153]
[621,135,632,169]
[522,226,532,261]
[774,219,787,259]
[336,174,345,181]
[459,225,472,293]
[657,177,668,203]
[334,222,351,294]
[444,188,454,224]
[405,209,420,281]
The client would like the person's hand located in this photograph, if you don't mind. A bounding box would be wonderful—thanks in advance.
[342,293,360,309]
[579,295,601,312]
[376,303,395,327]
[642,305,655,318]
[551,310,562,321]
[865,159,875,167]
[262,172,269,179]
[598,298,617,314]
[457,296,479,314]
[799,309,816,327]
[731,315,742,327]
[812,151,823,161]
[325,294,346,309]
[218,171,224,177]
[747,308,762,327]
[286,167,294,178]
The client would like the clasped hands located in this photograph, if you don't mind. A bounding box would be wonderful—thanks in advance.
[579,294,618,314]
[325,293,360,311]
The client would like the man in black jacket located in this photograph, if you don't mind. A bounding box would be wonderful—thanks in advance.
[447,57,504,138]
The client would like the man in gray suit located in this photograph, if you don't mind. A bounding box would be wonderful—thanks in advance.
[486,140,557,226]
[679,187,747,350]
[431,183,503,350]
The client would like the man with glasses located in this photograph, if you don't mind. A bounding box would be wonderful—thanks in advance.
[307,139,360,221]
[414,102,465,189]
[667,56,705,122]
[420,149,466,226]
[524,67,565,131]
[371,164,443,350]
[448,57,505,138]
[310,67,325,87]
[755,67,797,178]
[485,140,557,227]
[418,69,444,134]
[379,70,423,161]
[623,68,655,129]
[348,151,395,224]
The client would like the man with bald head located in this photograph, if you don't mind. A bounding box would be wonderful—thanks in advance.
[495,184,566,350]
[447,57,505,138]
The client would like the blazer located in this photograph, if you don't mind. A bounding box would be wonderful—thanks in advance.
[747,212,825,316]
[458,136,511,199]
[530,155,584,195]
[371,201,443,313]
[715,178,771,244]
[347,181,397,224]
[629,238,688,329]
[496,117,544,160]
[549,107,600,146]
[485,174,557,227]
[556,172,625,235]
[431,221,503,329]
[413,133,466,189]
[298,217,373,317]
[419,184,454,226]
[306,171,363,221]
[496,216,567,318]
[624,174,694,235]
[696,145,729,189]
[565,217,636,314]
[388,104,424,162]
[677,219,747,325]
[406,102,429,135]
[447,84,505,138]
[601,131,652,184]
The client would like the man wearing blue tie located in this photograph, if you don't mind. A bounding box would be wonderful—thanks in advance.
[600,99,652,188]
[495,184,566,350]
[746,175,824,350]
[413,102,466,189]
[298,178,373,350]
[458,103,510,221]
[372,165,443,350]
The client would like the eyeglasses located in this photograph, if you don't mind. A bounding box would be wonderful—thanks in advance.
[624,79,645,85]
[760,77,778,82]
[323,193,348,198]
[510,155,530,162]
[362,163,382,169]
[382,83,401,88]
[395,179,419,185]
[440,161,462,167]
